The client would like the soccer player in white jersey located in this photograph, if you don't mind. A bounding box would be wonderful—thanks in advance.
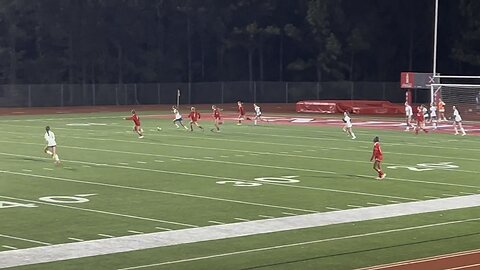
[452,106,466,136]
[253,103,266,125]
[429,104,438,129]
[404,102,414,131]
[342,111,356,139]
[167,105,188,130]
[44,126,60,165]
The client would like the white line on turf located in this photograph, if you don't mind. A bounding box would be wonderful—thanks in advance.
[0,233,51,246]
[208,221,225,225]
[68,237,84,242]
[0,169,318,213]
[234,218,250,222]
[387,200,400,203]
[154,160,164,163]
[136,161,147,164]
[367,202,383,206]
[128,231,144,234]
[347,205,363,208]
[98,234,115,238]
[118,163,129,165]
[424,196,440,199]
[0,194,198,228]
[282,212,297,216]
[220,156,229,158]
[43,168,53,171]
[2,246,18,250]
[21,169,32,172]
[460,192,476,195]
[204,157,213,159]
[325,207,342,211]
[115,217,480,270]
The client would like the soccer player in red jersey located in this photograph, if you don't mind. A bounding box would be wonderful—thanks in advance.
[414,105,428,135]
[370,136,386,180]
[187,107,204,132]
[211,105,223,132]
[237,101,246,125]
[124,109,144,138]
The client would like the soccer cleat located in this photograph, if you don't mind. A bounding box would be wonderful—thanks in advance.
[454,133,459,135]
[139,135,144,139]
[351,136,356,139]
[237,123,242,126]
[375,176,382,180]
[462,133,466,136]
[380,173,387,179]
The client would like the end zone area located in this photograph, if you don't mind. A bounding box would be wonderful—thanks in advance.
[0,106,479,269]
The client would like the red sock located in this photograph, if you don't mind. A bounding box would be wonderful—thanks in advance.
[378,171,383,177]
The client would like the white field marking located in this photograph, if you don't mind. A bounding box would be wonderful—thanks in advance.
[128,231,144,234]
[367,202,383,206]
[98,234,115,238]
[2,245,18,250]
[171,159,181,161]
[325,207,342,211]
[118,162,129,166]
[460,192,476,195]
[358,249,480,270]
[82,165,91,168]
[234,218,250,222]
[0,195,198,228]
[42,168,53,171]
[0,233,51,246]
[154,160,164,163]
[136,161,147,164]
[444,263,480,270]
[76,194,97,197]
[282,212,297,216]
[234,154,244,157]
[424,196,441,199]
[68,237,84,242]
[208,221,225,225]
[258,215,275,219]
[204,157,213,159]
[220,156,229,158]
[347,205,363,208]
[0,153,421,203]
[155,227,172,231]
[0,170,317,214]
[115,216,480,270]
[21,169,32,172]
[387,200,400,203]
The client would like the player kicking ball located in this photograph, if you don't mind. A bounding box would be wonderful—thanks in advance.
[211,105,223,132]
[44,126,60,165]
[124,109,144,138]
[370,136,386,180]
[342,111,356,139]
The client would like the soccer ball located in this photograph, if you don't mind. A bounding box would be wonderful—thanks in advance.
[157,127,162,131]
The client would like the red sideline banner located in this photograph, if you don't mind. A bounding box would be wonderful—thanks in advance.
[296,100,404,115]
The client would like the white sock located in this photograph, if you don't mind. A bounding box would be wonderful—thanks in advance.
[461,127,466,134]
[351,132,356,138]
[254,120,257,125]
[454,127,458,134]
[53,154,59,161]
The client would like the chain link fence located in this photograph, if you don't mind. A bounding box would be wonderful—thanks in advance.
[0,81,410,107]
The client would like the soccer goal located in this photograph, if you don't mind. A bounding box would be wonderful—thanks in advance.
[430,75,480,120]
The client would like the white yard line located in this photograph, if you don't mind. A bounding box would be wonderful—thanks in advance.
[127,231,144,234]
[98,234,115,238]
[234,218,251,222]
[1,195,479,269]
[2,245,18,250]
[67,237,84,242]
[347,205,363,208]
[0,169,318,214]
[367,202,383,206]
[282,212,297,216]
[0,195,198,228]
[0,234,51,246]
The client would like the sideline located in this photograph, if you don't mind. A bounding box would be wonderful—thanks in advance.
[0,194,479,269]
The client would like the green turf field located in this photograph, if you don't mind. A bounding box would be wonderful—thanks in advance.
[0,111,479,270]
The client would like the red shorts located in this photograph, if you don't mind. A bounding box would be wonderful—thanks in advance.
[375,156,383,161]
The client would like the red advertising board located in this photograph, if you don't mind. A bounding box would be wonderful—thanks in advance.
[400,72,414,88]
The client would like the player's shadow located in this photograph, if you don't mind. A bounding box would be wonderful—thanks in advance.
[238,231,480,270]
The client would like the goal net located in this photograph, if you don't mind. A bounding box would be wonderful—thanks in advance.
[431,79,480,121]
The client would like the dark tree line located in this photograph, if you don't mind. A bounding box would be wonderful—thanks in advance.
[0,0,479,85]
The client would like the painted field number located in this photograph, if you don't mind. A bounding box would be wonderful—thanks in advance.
[0,194,96,210]
[217,176,300,187]
[387,162,458,171]
[0,201,37,209]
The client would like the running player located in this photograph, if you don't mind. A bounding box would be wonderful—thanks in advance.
[438,98,447,121]
[124,109,144,138]
[342,111,356,139]
[169,105,188,130]
[253,103,266,125]
[452,105,466,136]
[211,105,223,132]
[44,126,60,165]
[370,136,386,180]
[404,102,414,131]
[429,103,438,129]
[237,101,246,125]
[415,105,428,134]
[187,107,204,132]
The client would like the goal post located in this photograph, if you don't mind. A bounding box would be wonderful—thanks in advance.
[430,79,480,120]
